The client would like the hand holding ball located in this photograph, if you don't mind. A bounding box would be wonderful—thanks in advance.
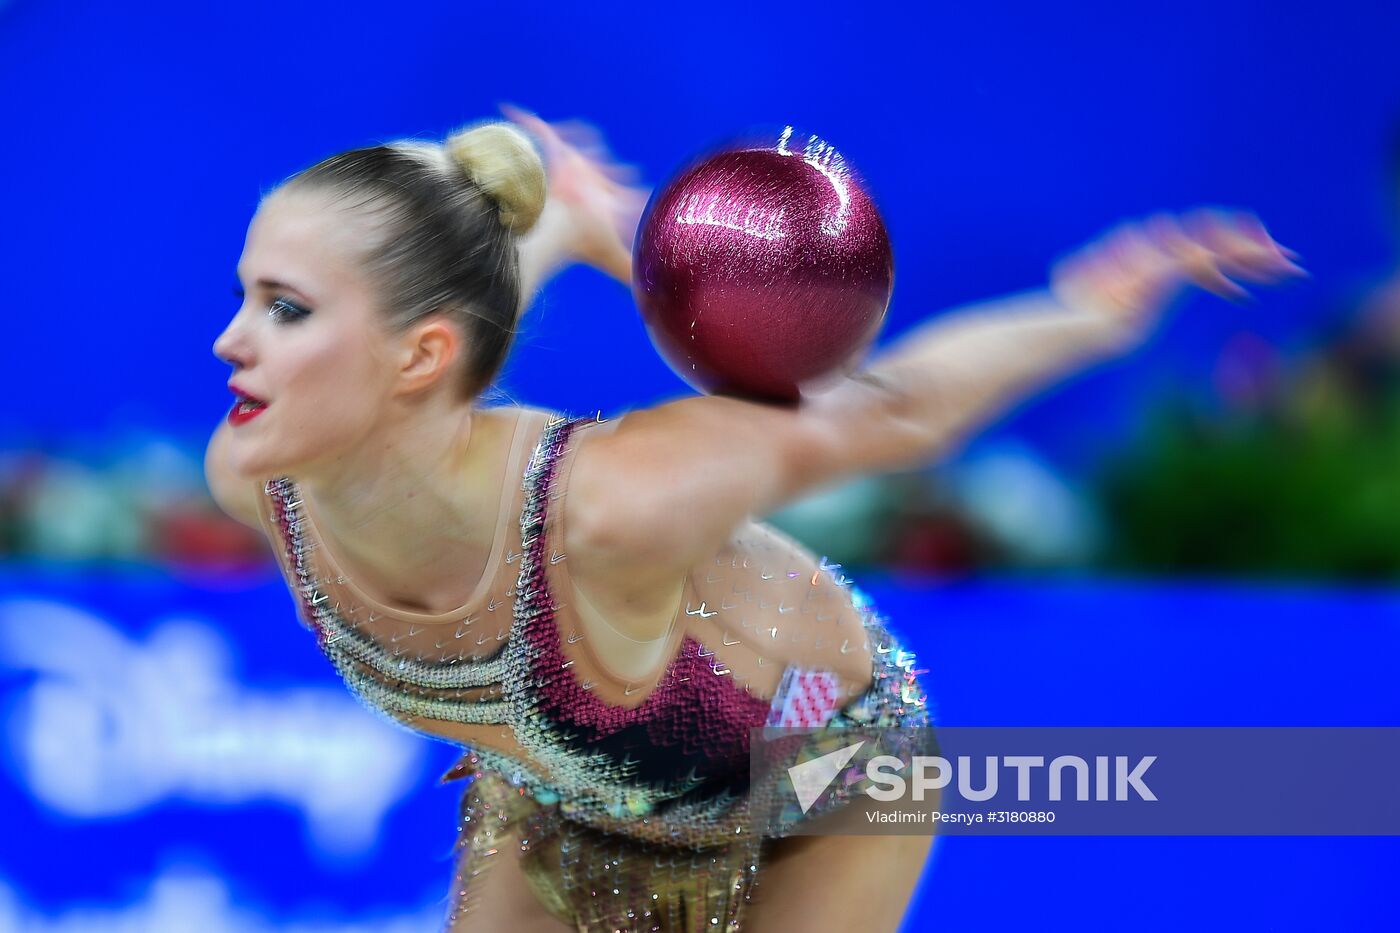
[632,128,893,402]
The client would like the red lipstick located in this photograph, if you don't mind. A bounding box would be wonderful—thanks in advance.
[227,384,268,426]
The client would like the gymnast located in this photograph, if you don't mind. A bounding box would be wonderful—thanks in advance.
[206,109,1302,931]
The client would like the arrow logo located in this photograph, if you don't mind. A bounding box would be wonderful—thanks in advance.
[786,740,865,814]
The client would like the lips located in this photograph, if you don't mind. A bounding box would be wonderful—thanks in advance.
[227,383,268,427]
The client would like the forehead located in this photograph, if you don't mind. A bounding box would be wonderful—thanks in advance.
[239,190,379,293]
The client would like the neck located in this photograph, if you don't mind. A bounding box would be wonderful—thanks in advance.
[296,397,509,614]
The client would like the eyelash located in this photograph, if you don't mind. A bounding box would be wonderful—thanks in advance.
[232,286,310,323]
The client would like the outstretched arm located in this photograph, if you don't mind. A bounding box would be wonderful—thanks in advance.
[805,209,1305,475]
[567,210,1305,601]
[508,107,647,304]
[840,212,1299,473]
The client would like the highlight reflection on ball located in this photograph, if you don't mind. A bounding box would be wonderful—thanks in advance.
[632,127,893,402]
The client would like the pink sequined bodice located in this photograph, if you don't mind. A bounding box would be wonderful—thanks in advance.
[262,408,921,824]
[515,415,773,792]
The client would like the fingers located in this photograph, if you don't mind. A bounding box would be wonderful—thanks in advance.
[500,105,603,160]
[546,119,608,157]
[1140,213,1253,302]
[1122,208,1307,304]
[499,103,554,143]
[1052,206,1308,330]
[498,105,651,268]
[501,104,576,166]
[501,104,594,167]
[1179,208,1306,283]
[500,104,642,188]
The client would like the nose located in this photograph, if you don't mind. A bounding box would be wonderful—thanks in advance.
[213,317,250,368]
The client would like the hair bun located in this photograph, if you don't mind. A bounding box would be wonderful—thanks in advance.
[444,122,546,236]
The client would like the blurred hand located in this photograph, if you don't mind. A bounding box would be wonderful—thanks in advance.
[502,104,649,278]
[1050,209,1307,336]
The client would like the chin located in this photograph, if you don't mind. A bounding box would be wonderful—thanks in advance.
[234,407,368,479]
[249,432,360,482]
[226,437,302,482]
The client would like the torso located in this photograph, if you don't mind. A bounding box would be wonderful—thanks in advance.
[257,405,876,780]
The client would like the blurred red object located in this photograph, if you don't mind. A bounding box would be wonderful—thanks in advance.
[887,514,983,574]
[149,501,270,570]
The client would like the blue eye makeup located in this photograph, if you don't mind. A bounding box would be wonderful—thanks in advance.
[231,285,311,323]
[267,296,311,323]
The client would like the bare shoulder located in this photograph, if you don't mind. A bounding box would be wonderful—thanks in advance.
[561,395,839,593]
[575,377,914,503]
[572,394,823,498]
[553,380,914,637]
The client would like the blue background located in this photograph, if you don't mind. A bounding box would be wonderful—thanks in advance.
[4,0,1399,462]
[2,0,1399,929]
[3,572,1398,929]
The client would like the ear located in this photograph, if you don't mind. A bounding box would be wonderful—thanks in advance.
[393,313,462,395]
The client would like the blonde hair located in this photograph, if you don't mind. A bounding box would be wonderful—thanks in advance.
[279,121,548,400]
[444,122,546,236]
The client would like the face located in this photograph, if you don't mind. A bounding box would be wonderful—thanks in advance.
[213,189,404,480]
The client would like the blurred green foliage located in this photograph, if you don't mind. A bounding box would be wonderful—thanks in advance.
[1099,362,1400,580]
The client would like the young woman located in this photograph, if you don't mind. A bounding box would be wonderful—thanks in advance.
[206,110,1302,932]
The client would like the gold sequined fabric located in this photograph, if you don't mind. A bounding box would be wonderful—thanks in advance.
[459,768,753,932]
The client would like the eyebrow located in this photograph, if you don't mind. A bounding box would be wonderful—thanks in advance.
[235,270,317,304]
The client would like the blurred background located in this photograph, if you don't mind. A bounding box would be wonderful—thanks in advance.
[2,0,1398,929]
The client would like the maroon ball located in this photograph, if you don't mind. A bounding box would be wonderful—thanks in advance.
[632,129,893,403]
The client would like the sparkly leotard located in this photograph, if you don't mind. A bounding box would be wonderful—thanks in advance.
[258,406,929,931]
